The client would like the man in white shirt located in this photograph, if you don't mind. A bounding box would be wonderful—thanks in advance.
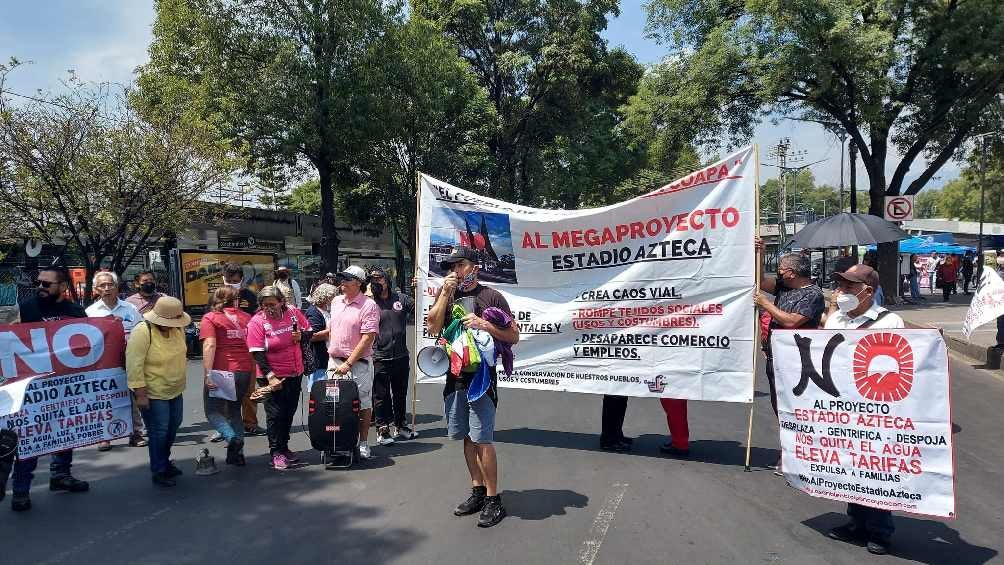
[86,271,147,450]
[925,253,941,295]
[825,264,905,331]
[823,264,902,555]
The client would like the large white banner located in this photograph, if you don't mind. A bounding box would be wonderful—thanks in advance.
[771,329,955,518]
[962,267,1004,338]
[0,318,133,458]
[416,148,757,401]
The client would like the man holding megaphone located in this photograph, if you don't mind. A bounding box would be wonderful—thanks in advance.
[426,246,520,528]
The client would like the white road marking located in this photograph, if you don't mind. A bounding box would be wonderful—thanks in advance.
[578,483,629,565]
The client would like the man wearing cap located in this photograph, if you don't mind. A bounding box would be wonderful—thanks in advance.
[824,263,904,555]
[327,265,381,460]
[369,267,417,445]
[8,267,89,511]
[427,246,520,528]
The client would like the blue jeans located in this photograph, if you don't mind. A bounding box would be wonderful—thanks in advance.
[140,395,184,474]
[11,450,73,494]
[204,371,251,443]
[847,503,894,540]
[910,274,921,300]
[445,390,496,444]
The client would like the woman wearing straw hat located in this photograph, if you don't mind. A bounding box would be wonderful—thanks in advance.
[126,296,191,487]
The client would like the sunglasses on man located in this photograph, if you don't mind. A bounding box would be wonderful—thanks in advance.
[36,280,61,289]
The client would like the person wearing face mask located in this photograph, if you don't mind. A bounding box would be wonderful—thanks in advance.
[125,270,164,314]
[222,262,258,315]
[368,267,417,445]
[246,286,311,470]
[222,262,265,436]
[273,265,303,309]
[8,267,90,512]
[426,246,520,528]
[327,265,381,460]
[200,286,254,465]
[823,263,903,555]
[754,243,825,417]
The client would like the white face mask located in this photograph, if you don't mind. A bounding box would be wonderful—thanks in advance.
[836,289,864,313]
[226,282,242,290]
[996,257,1004,267]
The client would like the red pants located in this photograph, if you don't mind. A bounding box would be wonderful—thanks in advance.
[659,398,689,449]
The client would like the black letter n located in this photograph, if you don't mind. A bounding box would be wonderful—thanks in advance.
[791,334,842,397]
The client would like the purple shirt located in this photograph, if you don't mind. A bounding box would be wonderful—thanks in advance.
[327,292,380,360]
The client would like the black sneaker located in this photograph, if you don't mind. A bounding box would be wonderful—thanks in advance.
[866,537,891,555]
[659,442,690,458]
[165,462,183,478]
[11,492,30,511]
[477,495,506,528]
[827,523,867,545]
[50,476,89,493]
[226,437,245,465]
[151,472,177,487]
[599,440,630,452]
[454,486,487,516]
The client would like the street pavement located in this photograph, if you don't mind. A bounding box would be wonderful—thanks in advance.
[1,337,1001,564]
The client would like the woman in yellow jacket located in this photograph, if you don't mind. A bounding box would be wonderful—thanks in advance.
[127,297,190,487]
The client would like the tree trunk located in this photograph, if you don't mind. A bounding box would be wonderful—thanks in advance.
[317,161,340,273]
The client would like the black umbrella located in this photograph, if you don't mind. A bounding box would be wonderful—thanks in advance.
[786,212,910,249]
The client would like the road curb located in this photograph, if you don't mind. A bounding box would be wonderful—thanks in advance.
[905,320,1002,369]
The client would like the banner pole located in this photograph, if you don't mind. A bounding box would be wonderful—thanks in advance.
[411,171,422,433]
[745,144,762,472]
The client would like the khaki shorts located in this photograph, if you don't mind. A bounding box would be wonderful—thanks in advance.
[328,357,374,410]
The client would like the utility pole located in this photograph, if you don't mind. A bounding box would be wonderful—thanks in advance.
[767,138,809,245]
[838,131,847,212]
[973,131,1000,283]
[849,141,858,214]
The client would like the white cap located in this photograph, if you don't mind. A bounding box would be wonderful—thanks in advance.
[340,265,367,282]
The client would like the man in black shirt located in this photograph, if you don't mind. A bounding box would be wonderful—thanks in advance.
[8,267,90,512]
[427,247,519,528]
[369,268,417,446]
[755,247,825,415]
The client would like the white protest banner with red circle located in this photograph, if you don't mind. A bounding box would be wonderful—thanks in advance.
[770,329,955,518]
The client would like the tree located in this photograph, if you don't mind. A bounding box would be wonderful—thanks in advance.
[413,0,644,205]
[135,0,402,272]
[645,0,1004,295]
[760,170,840,225]
[0,62,224,302]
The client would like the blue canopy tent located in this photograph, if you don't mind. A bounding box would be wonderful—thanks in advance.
[868,236,975,255]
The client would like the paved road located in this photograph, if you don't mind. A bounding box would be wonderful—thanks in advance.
[2,351,1001,565]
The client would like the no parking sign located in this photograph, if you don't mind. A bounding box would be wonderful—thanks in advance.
[885,196,914,221]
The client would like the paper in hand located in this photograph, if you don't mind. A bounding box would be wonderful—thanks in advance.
[208,370,238,401]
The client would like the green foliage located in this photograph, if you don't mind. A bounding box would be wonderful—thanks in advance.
[0,62,224,299]
[645,0,1004,206]
[135,0,405,270]
[412,0,650,206]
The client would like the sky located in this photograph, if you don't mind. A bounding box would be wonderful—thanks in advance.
[0,1,962,195]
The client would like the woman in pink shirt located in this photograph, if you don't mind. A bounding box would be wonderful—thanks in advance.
[200,286,254,466]
[246,286,311,470]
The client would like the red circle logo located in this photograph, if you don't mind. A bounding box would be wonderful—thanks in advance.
[852,333,914,401]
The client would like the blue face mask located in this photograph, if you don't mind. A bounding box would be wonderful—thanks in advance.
[459,270,477,291]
